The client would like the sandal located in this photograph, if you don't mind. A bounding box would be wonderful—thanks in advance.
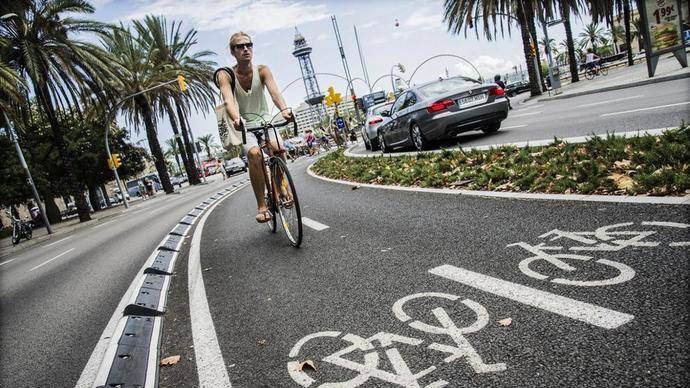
[255,210,272,223]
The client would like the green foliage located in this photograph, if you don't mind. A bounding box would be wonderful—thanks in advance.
[312,125,690,196]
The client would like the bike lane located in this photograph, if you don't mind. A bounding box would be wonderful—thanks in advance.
[188,158,689,387]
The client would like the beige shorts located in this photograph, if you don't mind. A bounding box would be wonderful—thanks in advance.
[242,128,283,156]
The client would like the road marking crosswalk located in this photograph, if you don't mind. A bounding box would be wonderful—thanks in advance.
[302,217,329,231]
[29,248,75,272]
[600,101,690,117]
[429,264,634,329]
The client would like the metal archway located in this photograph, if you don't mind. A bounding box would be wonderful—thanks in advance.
[407,54,484,85]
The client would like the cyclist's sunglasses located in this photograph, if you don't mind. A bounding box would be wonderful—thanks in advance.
[232,42,253,50]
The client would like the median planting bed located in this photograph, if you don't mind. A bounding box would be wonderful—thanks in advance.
[312,125,690,196]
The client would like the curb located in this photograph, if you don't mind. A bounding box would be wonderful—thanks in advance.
[536,72,690,102]
[79,179,251,388]
[306,162,690,206]
[344,127,676,159]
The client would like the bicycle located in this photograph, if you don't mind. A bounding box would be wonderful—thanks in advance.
[240,111,303,247]
[583,61,608,80]
[5,210,33,245]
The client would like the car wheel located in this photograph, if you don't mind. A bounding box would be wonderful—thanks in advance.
[410,123,428,151]
[482,122,501,134]
[364,135,371,150]
[370,136,380,151]
[379,132,389,154]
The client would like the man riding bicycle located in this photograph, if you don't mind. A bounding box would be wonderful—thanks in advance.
[584,48,600,71]
[216,31,293,223]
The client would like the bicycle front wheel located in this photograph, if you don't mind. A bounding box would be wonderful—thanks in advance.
[584,68,595,80]
[271,157,303,247]
[599,66,608,76]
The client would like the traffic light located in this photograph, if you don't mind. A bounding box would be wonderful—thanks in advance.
[177,75,187,92]
[530,43,536,57]
[108,153,122,169]
[113,153,122,168]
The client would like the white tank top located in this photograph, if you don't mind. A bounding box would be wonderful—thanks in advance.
[234,65,271,124]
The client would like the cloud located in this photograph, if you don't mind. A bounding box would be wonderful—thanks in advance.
[401,7,444,31]
[123,0,330,34]
[454,55,517,79]
[315,32,331,41]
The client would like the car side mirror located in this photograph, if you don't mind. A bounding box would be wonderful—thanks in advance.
[380,110,390,117]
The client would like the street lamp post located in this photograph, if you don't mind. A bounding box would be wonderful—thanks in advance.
[2,112,53,234]
[390,63,405,94]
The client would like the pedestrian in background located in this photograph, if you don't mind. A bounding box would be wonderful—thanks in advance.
[138,180,147,200]
[494,74,512,110]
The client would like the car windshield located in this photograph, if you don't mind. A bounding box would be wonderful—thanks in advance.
[371,103,393,116]
[418,77,480,98]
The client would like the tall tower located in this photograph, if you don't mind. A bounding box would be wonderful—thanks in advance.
[293,28,323,106]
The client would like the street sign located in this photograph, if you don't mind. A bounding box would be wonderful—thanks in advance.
[335,117,345,129]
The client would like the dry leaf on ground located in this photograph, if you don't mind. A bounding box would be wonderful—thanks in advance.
[613,160,632,169]
[609,173,634,190]
[160,355,181,366]
[257,339,268,347]
[498,318,513,326]
[295,360,316,372]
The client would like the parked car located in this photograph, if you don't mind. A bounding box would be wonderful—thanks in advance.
[170,176,183,187]
[377,76,509,153]
[223,157,247,175]
[362,101,394,151]
[505,80,530,96]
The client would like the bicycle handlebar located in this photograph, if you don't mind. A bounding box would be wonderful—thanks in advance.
[239,118,298,145]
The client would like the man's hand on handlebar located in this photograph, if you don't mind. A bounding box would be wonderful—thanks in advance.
[281,109,294,122]
[233,117,243,129]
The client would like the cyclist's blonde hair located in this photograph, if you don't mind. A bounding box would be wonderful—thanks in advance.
[229,31,251,48]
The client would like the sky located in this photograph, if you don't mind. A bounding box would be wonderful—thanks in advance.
[87,0,599,149]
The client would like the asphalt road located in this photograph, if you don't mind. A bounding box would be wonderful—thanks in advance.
[162,157,689,387]
[349,78,690,155]
[0,173,246,387]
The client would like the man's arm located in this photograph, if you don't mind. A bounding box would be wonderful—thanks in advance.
[259,65,291,119]
[218,70,242,127]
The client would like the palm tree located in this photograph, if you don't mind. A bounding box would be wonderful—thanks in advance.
[578,22,607,52]
[539,37,558,61]
[442,0,544,96]
[134,16,216,186]
[1,1,117,222]
[558,0,583,82]
[164,138,182,175]
[197,134,218,159]
[588,0,634,66]
[100,26,174,194]
[609,25,625,54]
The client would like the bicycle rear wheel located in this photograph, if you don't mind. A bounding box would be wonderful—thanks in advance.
[271,157,302,247]
[584,68,595,80]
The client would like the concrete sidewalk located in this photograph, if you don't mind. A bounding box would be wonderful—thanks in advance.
[0,174,227,259]
[533,53,690,102]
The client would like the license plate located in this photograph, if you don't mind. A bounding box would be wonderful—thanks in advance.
[457,93,487,107]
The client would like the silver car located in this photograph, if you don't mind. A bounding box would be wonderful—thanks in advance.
[378,76,509,152]
[361,101,393,151]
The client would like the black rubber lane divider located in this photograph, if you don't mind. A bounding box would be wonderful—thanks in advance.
[93,180,249,388]
[98,316,161,388]
[159,234,183,252]
[180,215,197,225]
[170,224,191,236]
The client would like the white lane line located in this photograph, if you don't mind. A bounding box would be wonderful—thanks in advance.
[510,111,542,118]
[429,264,634,329]
[92,219,117,229]
[302,217,330,231]
[670,242,690,247]
[29,248,75,272]
[601,102,690,117]
[501,125,527,130]
[520,104,543,110]
[189,190,234,387]
[0,258,16,266]
[575,95,643,108]
[45,236,72,247]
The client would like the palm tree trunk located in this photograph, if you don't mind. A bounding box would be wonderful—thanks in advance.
[33,81,91,222]
[101,183,111,207]
[174,99,200,185]
[164,102,195,180]
[623,1,634,66]
[525,2,546,91]
[561,2,579,83]
[517,1,542,96]
[135,96,174,194]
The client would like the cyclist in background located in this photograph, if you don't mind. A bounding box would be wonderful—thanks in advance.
[584,48,600,71]
[216,31,293,223]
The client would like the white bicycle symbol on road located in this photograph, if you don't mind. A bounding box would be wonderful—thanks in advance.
[287,292,506,387]
[509,222,689,287]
